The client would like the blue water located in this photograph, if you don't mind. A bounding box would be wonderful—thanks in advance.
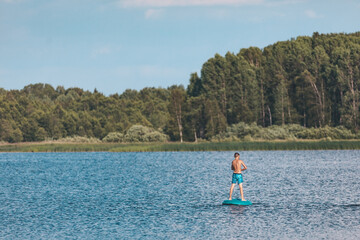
[1,151,360,239]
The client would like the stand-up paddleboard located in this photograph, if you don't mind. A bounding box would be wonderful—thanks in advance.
[222,199,252,206]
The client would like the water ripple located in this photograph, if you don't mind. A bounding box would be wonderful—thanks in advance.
[0,151,359,239]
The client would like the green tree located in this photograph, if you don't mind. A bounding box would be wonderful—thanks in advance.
[167,86,186,142]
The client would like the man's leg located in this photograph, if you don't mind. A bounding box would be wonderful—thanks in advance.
[239,183,245,201]
[229,184,236,200]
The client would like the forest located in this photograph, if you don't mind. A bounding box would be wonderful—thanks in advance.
[0,32,360,143]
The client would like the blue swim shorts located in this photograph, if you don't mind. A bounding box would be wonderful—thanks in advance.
[232,173,243,184]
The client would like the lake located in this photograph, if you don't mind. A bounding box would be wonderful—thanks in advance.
[1,151,359,239]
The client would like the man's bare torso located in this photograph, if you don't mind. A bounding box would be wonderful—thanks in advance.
[232,159,243,173]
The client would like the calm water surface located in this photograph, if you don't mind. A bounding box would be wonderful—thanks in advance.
[0,151,359,239]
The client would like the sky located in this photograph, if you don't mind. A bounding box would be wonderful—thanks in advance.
[0,0,360,95]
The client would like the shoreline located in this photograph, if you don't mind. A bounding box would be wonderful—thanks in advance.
[1,140,360,152]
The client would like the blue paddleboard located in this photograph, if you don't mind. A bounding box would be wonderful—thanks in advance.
[222,199,252,206]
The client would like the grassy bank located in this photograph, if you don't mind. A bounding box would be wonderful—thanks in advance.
[1,140,360,152]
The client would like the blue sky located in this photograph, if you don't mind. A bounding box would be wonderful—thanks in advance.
[0,0,359,95]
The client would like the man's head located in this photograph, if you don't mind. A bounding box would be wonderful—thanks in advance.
[234,152,240,158]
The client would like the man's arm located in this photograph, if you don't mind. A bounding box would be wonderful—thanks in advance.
[240,161,247,171]
[231,160,234,170]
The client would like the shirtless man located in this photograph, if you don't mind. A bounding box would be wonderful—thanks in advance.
[229,152,247,201]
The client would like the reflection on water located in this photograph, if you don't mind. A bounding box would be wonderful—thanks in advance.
[228,205,247,214]
[0,150,359,239]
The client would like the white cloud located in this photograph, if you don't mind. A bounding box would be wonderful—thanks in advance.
[94,46,110,55]
[119,0,264,8]
[305,9,322,19]
[91,45,120,58]
[145,8,164,19]
[0,0,23,3]
[265,0,305,6]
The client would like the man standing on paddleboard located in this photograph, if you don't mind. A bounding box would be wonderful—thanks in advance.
[229,152,248,200]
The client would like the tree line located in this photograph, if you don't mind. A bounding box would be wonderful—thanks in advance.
[0,32,359,143]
